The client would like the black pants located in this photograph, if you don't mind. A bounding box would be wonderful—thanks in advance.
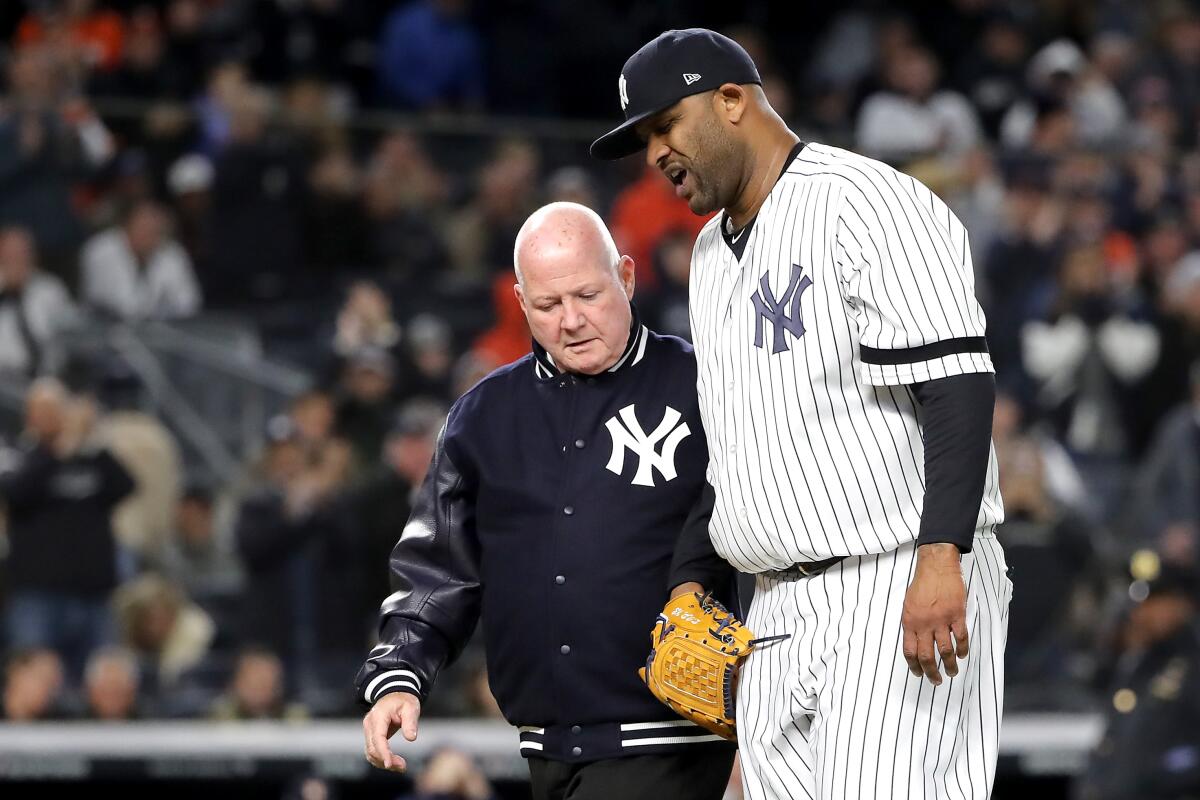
[527,749,736,800]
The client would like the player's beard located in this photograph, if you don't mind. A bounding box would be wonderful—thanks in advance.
[682,114,738,216]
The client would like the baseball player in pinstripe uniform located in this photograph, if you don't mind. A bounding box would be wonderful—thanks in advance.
[592,29,1012,798]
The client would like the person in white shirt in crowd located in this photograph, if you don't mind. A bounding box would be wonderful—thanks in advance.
[80,199,202,321]
[855,44,982,162]
[0,226,78,378]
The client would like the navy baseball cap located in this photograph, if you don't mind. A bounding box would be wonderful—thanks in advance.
[590,28,761,160]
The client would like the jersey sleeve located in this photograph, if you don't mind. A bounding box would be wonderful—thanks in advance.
[834,165,993,386]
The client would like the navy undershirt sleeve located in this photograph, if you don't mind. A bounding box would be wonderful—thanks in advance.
[910,372,996,554]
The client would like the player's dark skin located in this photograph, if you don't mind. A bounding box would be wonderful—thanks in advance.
[634,84,970,687]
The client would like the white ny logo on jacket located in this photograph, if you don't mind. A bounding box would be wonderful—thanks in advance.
[604,405,690,487]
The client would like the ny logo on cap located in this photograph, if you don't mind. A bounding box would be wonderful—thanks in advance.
[683,73,702,85]
[619,74,629,111]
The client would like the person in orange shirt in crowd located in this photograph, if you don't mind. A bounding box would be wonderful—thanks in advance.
[608,164,713,289]
[15,0,126,73]
[470,271,532,368]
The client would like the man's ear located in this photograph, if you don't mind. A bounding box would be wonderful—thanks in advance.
[716,83,748,124]
[513,282,527,313]
[618,255,636,300]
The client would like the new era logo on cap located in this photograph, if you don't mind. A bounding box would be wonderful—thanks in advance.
[683,73,702,85]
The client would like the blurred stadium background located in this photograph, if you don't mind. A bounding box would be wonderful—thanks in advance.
[0,0,1198,798]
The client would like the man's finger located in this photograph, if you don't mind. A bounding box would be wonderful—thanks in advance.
[951,617,970,658]
[917,631,942,685]
[902,626,922,677]
[400,699,421,742]
[934,626,958,679]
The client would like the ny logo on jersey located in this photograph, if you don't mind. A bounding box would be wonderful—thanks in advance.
[751,264,813,354]
[618,74,629,111]
[604,404,691,487]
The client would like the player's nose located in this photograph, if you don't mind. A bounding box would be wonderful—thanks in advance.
[646,136,670,171]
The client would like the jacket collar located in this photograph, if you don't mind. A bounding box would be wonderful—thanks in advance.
[532,304,648,380]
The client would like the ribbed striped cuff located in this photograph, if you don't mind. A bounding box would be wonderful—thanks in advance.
[362,669,422,704]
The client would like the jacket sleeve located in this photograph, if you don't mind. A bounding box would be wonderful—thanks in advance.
[354,422,481,708]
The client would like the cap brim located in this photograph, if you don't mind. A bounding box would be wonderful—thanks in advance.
[589,108,658,160]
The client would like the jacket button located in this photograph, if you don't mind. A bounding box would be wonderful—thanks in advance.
[555,575,565,585]
[571,725,581,735]
[574,439,585,449]
[572,746,583,756]
[560,645,571,655]
[563,506,574,516]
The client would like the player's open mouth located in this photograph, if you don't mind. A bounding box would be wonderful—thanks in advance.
[666,165,690,198]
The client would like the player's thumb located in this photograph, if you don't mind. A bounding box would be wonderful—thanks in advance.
[400,699,421,742]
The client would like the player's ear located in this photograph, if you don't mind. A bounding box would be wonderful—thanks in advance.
[617,255,636,300]
[715,84,747,124]
[513,282,528,314]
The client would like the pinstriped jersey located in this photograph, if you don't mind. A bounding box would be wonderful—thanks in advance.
[689,142,1004,572]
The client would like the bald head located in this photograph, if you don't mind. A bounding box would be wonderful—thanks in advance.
[513,202,619,287]
[512,202,637,375]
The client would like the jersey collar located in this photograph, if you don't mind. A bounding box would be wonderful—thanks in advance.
[720,139,807,260]
[532,303,648,380]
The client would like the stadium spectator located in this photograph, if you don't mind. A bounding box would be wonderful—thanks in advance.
[334,347,398,466]
[0,226,79,378]
[79,199,202,320]
[113,573,215,693]
[159,484,244,604]
[233,415,363,709]
[355,400,446,623]
[997,435,1096,706]
[1139,3,1200,149]
[0,48,111,277]
[208,82,306,306]
[1133,361,1200,539]
[400,313,455,402]
[856,44,981,162]
[954,9,1030,140]
[1078,552,1200,799]
[165,153,215,277]
[446,138,540,279]
[305,144,370,276]
[209,646,307,721]
[400,749,496,800]
[331,281,401,362]
[2,648,66,721]
[469,273,530,368]
[0,379,134,676]
[637,228,694,342]
[608,165,710,290]
[376,0,484,111]
[361,132,449,286]
[14,0,126,74]
[90,5,187,100]
[1000,39,1127,149]
[83,645,142,721]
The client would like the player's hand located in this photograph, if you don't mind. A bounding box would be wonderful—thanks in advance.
[670,581,704,600]
[901,543,968,686]
[363,692,421,772]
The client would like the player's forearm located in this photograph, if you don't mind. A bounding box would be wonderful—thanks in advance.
[669,479,734,593]
[910,372,996,553]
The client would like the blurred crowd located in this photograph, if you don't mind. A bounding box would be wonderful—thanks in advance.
[0,3,1197,793]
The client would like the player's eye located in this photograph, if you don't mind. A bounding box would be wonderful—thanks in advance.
[580,292,598,301]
